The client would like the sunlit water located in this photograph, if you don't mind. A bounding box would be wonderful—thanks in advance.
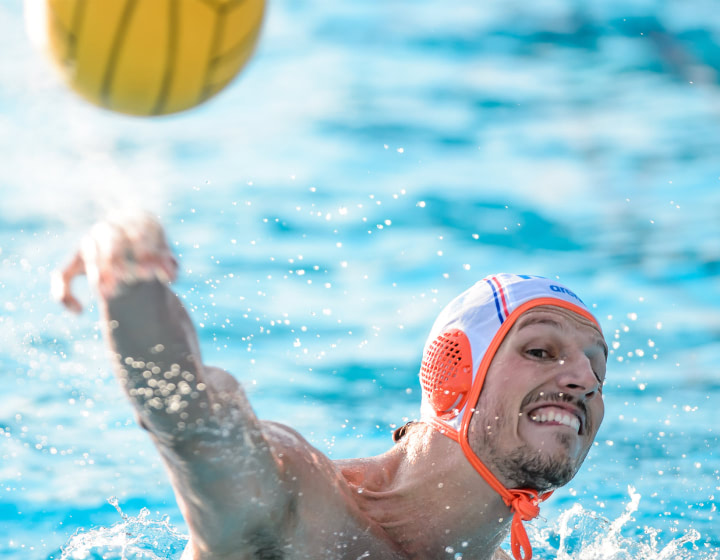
[1,1,719,558]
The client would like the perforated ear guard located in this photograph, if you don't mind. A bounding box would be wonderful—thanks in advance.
[419,274,601,437]
[419,329,472,418]
[416,274,603,560]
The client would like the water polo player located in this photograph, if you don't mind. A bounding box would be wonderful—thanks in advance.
[53,213,607,560]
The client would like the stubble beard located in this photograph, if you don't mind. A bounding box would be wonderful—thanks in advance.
[470,410,585,493]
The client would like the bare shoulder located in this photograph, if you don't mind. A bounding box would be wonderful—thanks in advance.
[257,421,405,558]
[493,548,513,560]
[260,420,348,488]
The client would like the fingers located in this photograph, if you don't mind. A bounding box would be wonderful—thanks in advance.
[90,212,179,298]
[51,251,86,314]
[124,215,178,284]
[82,220,126,299]
[54,212,178,312]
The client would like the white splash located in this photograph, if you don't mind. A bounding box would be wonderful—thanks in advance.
[59,489,718,560]
[528,486,717,560]
[59,497,188,560]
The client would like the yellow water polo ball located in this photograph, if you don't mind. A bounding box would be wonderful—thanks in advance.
[27,0,265,116]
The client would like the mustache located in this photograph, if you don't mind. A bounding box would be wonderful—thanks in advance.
[520,391,591,431]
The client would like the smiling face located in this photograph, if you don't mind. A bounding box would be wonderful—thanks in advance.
[467,305,607,492]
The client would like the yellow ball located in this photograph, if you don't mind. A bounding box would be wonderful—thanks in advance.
[31,0,265,116]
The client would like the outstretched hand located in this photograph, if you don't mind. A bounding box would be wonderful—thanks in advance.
[52,212,179,314]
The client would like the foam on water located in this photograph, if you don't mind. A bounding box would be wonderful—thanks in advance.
[58,498,188,560]
[528,487,718,560]
[56,489,716,560]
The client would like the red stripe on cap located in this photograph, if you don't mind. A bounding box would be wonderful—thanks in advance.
[491,276,510,318]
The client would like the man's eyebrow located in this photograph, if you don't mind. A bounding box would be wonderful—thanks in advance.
[516,315,562,331]
[516,315,609,359]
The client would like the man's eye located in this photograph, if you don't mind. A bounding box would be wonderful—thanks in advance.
[526,348,550,359]
[593,370,605,390]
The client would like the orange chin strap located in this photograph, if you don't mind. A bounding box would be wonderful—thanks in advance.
[507,490,551,560]
[459,433,552,560]
[454,298,599,560]
[420,276,605,560]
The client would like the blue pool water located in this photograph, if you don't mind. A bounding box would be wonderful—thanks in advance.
[1,1,719,558]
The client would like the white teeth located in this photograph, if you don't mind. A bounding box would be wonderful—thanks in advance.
[530,409,580,432]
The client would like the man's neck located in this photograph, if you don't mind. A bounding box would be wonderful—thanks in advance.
[338,425,513,560]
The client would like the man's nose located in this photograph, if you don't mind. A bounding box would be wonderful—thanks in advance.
[555,352,601,399]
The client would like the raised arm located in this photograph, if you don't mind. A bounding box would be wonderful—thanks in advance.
[53,214,214,439]
[53,213,298,555]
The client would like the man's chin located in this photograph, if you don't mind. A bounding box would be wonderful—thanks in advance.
[494,445,579,492]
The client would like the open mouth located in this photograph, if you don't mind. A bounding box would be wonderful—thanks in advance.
[528,405,582,434]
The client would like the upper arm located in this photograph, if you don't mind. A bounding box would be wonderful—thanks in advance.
[103,281,210,438]
[149,366,299,554]
[102,283,295,551]
[74,217,303,552]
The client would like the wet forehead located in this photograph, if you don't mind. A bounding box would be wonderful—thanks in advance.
[514,306,608,358]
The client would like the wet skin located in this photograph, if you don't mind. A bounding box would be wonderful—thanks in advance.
[469,306,607,491]
[54,214,605,560]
